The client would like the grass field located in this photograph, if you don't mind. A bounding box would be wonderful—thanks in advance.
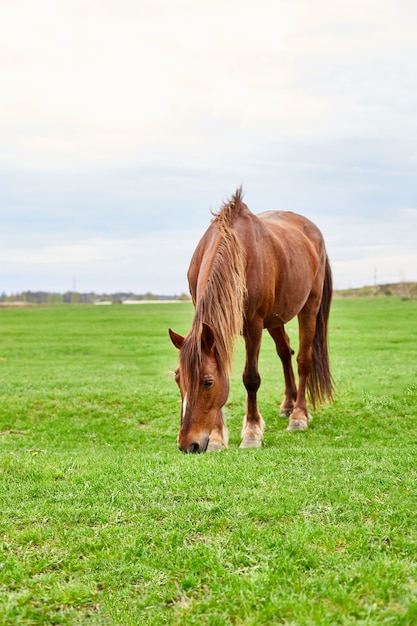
[1,297,417,625]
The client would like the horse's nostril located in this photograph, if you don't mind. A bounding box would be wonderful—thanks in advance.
[188,442,200,454]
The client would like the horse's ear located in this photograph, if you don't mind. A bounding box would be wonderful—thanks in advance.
[201,323,215,352]
[169,329,185,350]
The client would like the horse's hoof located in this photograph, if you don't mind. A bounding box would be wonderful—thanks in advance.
[239,436,262,449]
[287,407,310,431]
[280,409,292,418]
[287,419,308,431]
[207,440,225,452]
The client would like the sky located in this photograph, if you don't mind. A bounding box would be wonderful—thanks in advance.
[1,0,417,295]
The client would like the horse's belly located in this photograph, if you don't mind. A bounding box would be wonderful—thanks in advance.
[263,308,298,328]
[262,291,313,328]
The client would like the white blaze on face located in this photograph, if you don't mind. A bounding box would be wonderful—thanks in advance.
[182,394,187,420]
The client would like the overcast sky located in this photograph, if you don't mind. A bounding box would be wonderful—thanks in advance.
[1,0,416,295]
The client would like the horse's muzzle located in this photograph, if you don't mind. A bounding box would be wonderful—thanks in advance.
[179,436,210,454]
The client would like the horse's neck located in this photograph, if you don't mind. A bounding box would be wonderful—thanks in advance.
[190,232,223,304]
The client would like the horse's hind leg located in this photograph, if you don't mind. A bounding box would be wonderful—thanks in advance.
[240,318,264,449]
[288,309,317,431]
[267,326,297,418]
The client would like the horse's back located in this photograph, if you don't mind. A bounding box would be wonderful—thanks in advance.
[257,210,325,248]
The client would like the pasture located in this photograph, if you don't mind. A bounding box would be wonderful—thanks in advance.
[1,297,417,625]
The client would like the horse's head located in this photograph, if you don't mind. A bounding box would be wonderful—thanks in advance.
[169,324,229,453]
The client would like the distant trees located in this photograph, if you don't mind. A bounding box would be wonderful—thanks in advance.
[0,291,65,304]
[0,291,190,304]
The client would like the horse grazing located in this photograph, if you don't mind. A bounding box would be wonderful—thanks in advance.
[169,188,333,453]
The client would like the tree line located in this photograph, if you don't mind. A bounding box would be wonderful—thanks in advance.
[0,291,190,304]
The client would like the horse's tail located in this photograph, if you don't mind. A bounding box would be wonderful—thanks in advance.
[308,254,334,409]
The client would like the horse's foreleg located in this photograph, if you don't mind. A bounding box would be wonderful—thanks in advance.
[267,326,297,418]
[240,320,264,448]
[207,410,229,451]
[288,311,316,431]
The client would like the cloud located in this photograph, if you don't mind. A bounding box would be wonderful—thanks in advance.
[1,0,416,292]
[2,0,415,166]
[323,207,417,288]
[0,229,201,294]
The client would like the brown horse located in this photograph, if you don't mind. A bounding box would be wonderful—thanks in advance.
[169,188,333,453]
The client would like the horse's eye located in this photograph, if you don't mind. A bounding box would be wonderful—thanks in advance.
[203,379,214,389]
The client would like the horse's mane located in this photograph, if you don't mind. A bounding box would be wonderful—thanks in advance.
[180,188,247,404]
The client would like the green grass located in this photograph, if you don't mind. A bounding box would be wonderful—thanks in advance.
[1,298,417,625]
